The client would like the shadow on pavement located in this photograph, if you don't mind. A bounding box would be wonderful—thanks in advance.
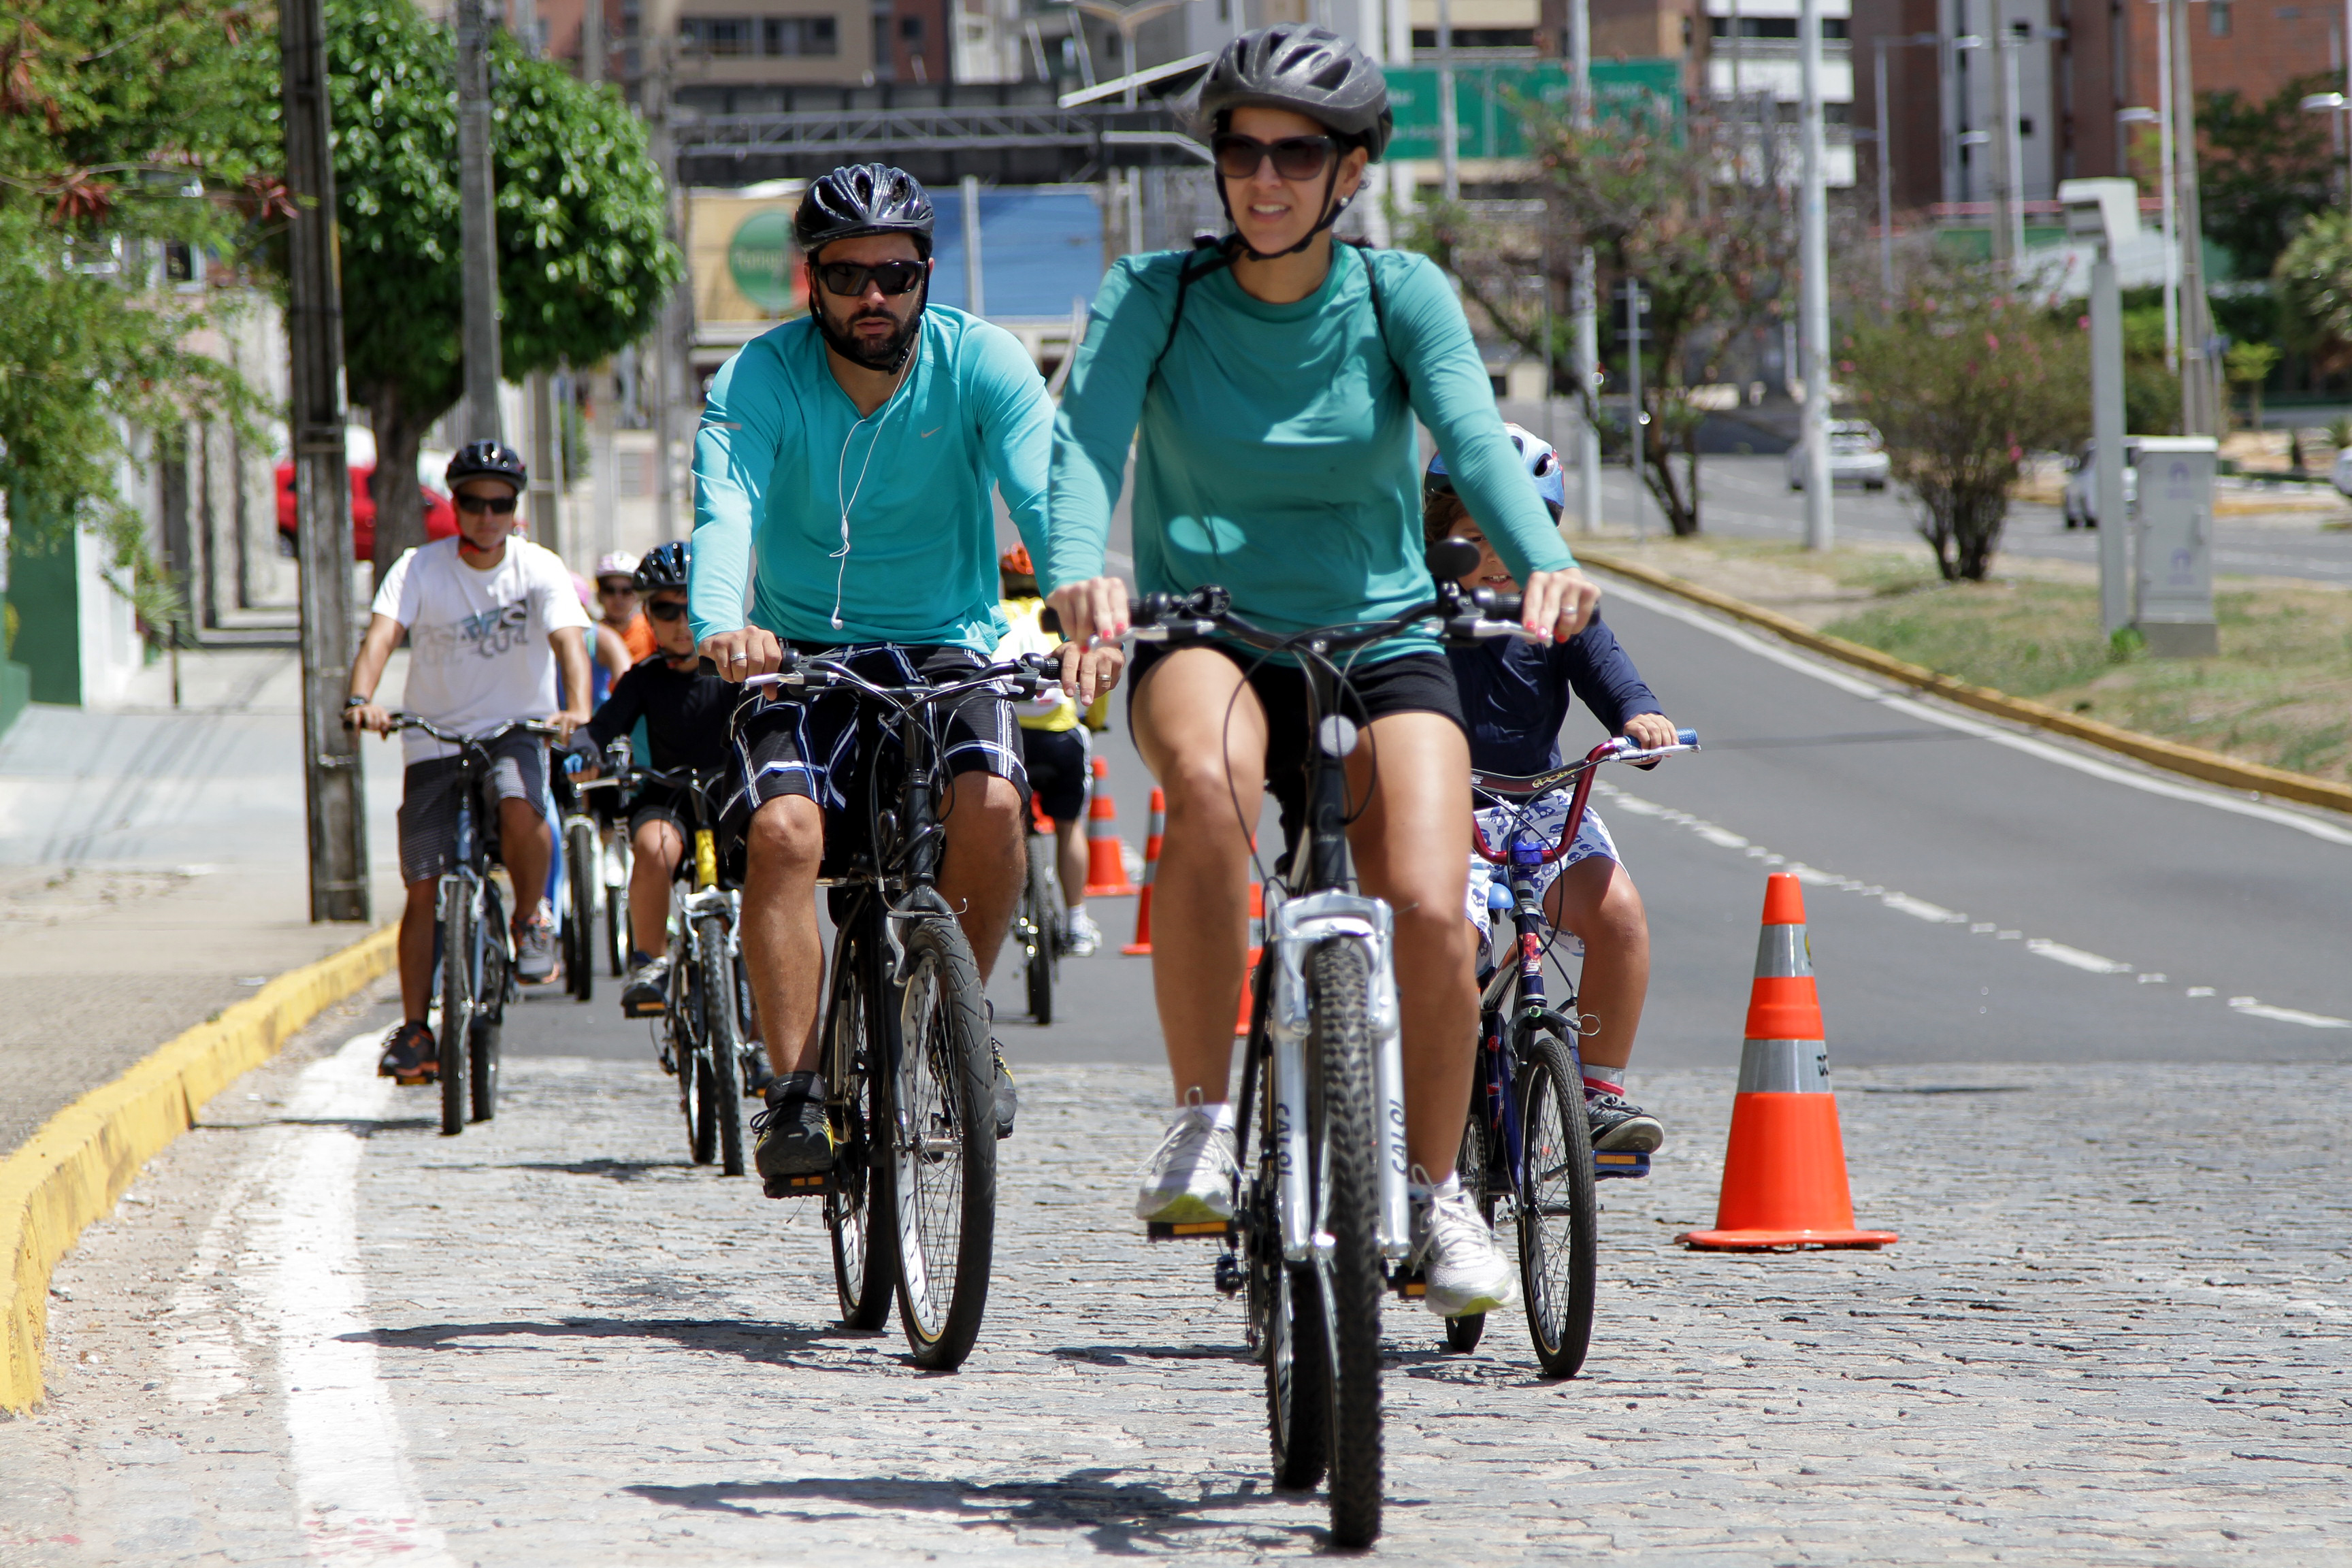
[352,1316,871,1367]
[622,1467,1313,1553]
[1048,1343,1247,1367]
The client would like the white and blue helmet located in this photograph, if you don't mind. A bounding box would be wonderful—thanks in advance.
[1424,422,1565,521]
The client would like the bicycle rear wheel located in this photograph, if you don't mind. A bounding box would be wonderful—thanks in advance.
[1516,1030,1598,1379]
[1022,838,1056,1026]
[469,892,506,1124]
[1443,1102,1492,1354]
[566,819,598,1002]
[437,881,472,1137]
[1303,938,1386,1549]
[698,914,745,1177]
[674,931,715,1164]
[889,915,996,1370]
[825,928,895,1328]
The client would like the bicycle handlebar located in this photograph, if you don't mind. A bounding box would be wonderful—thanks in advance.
[1471,728,1701,866]
[383,715,564,748]
[738,649,1058,706]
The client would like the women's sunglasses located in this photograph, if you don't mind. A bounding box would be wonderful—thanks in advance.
[455,493,519,515]
[1212,133,1339,182]
[645,598,690,621]
[814,259,927,298]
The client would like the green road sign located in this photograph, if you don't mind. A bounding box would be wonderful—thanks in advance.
[1384,58,1682,162]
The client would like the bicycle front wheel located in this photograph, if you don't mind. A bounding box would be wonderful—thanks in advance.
[889,915,996,1370]
[673,930,715,1164]
[825,928,895,1329]
[604,834,629,977]
[1303,937,1386,1550]
[566,818,598,1002]
[698,914,745,1177]
[1022,838,1056,1026]
[1516,1030,1598,1379]
[437,881,472,1137]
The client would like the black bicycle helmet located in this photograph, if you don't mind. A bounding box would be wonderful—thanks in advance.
[633,540,689,593]
[1196,24,1392,159]
[794,163,936,260]
[444,439,526,491]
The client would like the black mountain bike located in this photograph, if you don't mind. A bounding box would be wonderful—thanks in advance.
[1117,539,1527,1549]
[557,763,622,1004]
[1444,728,1699,1375]
[743,645,1054,1370]
[1014,808,1064,1025]
[385,717,559,1136]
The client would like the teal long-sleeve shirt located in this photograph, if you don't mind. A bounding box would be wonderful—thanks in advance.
[1046,243,1573,657]
[689,305,1052,653]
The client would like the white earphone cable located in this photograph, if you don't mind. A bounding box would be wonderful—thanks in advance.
[829,357,913,631]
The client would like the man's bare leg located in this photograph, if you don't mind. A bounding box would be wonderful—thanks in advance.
[740,794,826,1077]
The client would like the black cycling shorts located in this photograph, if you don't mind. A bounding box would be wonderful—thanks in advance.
[1020,726,1091,823]
[1127,641,1463,845]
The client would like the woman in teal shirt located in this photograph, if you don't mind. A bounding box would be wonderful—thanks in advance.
[1045,24,1603,1320]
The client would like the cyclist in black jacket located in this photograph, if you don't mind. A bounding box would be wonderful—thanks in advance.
[568,542,738,1019]
[1428,428,1674,1154]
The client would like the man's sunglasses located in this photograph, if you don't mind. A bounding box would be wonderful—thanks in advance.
[455,493,519,515]
[1212,133,1339,182]
[645,598,689,622]
[814,259,927,298]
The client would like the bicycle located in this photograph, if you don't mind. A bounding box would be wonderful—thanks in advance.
[607,749,760,1177]
[555,762,624,1004]
[384,716,560,1137]
[1013,798,1064,1025]
[1436,728,1699,1375]
[743,644,1054,1371]
[1114,539,1531,1549]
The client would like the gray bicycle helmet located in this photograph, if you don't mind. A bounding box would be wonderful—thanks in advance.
[633,540,689,593]
[794,163,936,259]
[1196,24,1392,159]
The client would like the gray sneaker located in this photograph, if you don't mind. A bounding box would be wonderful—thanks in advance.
[1586,1089,1665,1153]
[620,953,670,1018]
[514,902,559,985]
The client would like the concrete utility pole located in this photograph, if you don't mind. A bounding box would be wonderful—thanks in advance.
[2153,2,2178,372]
[643,0,683,540]
[581,0,604,82]
[1623,278,1647,540]
[1437,0,1459,201]
[1986,7,2016,269]
[582,0,617,563]
[1569,0,1601,534]
[456,0,502,442]
[2172,0,2219,436]
[1798,0,1832,549]
[279,0,370,923]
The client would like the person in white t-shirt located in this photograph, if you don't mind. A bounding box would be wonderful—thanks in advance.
[343,440,594,1084]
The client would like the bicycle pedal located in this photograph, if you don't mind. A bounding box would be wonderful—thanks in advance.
[1213,1252,1245,1295]
[763,1171,836,1198]
[622,1000,666,1019]
[1390,1266,1427,1299]
[1145,1220,1231,1242]
[1593,1150,1651,1180]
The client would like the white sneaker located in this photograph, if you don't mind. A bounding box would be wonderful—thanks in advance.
[1064,909,1103,958]
[1133,1099,1238,1224]
[1414,1178,1520,1318]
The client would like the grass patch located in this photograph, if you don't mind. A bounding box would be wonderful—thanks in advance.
[1825,580,2352,785]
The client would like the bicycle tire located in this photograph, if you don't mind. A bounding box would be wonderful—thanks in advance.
[1443,1104,1490,1354]
[699,913,745,1177]
[437,881,472,1138]
[676,929,716,1164]
[604,838,628,977]
[889,915,996,1370]
[826,929,895,1329]
[1516,1030,1598,1379]
[567,819,599,1002]
[469,926,504,1124]
[1023,840,1056,1026]
[1303,937,1386,1549]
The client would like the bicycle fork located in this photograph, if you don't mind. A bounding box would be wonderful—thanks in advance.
[1262,890,1413,1264]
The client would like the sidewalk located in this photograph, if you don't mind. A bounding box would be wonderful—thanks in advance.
[0,647,406,1158]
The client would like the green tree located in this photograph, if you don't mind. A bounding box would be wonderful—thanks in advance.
[1408,101,1783,536]
[0,0,279,630]
[1842,267,2090,582]
[323,0,681,580]
[2198,71,2339,280]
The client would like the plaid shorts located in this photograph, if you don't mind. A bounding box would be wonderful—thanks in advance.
[396,730,550,884]
[1465,796,1621,956]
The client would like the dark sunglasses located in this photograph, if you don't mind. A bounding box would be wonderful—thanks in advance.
[455,493,519,515]
[645,598,690,621]
[597,581,636,595]
[1212,133,1339,182]
[814,259,926,298]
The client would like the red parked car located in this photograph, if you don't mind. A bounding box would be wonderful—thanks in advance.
[276,459,457,560]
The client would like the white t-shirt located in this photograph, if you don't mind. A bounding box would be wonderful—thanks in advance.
[372,536,592,763]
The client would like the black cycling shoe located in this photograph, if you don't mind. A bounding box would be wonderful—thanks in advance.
[753,1075,837,1195]
[620,953,670,1019]
[376,1021,437,1085]
[1586,1088,1665,1153]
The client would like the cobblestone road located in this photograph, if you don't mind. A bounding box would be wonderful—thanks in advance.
[4,1009,2348,1565]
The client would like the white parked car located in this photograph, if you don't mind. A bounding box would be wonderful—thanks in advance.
[1786,420,1891,491]
[2062,439,2141,529]
[2330,445,2352,499]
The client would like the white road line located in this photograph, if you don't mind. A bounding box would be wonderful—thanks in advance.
[1598,575,2352,849]
[252,1032,454,1567]
[1882,892,1967,924]
[165,1156,265,1405]
[2228,999,2352,1028]
[2025,938,2134,975]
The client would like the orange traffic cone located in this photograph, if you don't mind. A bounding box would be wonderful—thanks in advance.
[1680,875,1897,1252]
[1122,788,1165,956]
[1083,756,1137,897]
[1233,875,1264,1035]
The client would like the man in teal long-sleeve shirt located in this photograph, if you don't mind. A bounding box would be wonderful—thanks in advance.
[691,164,1105,1192]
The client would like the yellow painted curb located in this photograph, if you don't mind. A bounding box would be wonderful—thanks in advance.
[1,924,397,1414]
[1580,551,2352,819]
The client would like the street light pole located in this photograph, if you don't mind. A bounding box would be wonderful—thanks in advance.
[1874,33,1940,304]
[1799,0,1831,549]
[2154,0,2178,375]
[2172,0,2219,437]
[280,0,370,924]
[1438,0,1458,201]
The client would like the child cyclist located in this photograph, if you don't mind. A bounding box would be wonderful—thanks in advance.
[994,545,1111,954]
[1426,425,1670,1154]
